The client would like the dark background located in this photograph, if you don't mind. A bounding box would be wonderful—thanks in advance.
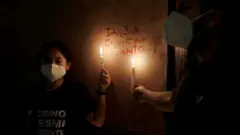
[9,0,170,135]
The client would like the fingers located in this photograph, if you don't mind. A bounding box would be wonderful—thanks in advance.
[101,68,110,78]
[132,89,141,97]
[133,91,149,104]
[132,85,143,93]
[99,69,111,89]
[134,85,139,88]
[132,85,151,103]
[101,68,109,75]
[135,85,145,91]
[132,85,144,99]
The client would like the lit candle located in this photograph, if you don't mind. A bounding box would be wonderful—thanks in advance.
[130,56,135,91]
[131,56,135,76]
[100,46,104,68]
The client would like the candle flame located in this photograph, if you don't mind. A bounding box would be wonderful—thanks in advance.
[131,56,135,68]
[100,47,103,57]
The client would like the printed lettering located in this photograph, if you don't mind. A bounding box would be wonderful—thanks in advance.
[38,129,64,135]
[58,110,66,118]
[61,120,66,127]
[38,119,66,128]
[51,110,58,117]
[52,119,62,128]
[43,111,48,117]
[39,119,44,126]
[38,110,66,118]
[28,110,32,116]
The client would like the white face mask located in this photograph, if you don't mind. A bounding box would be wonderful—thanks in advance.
[163,9,215,49]
[41,64,66,82]
[163,11,193,49]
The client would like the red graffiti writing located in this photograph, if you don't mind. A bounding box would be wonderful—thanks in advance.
[105,28,117,37]
[124,25,139,34]
[104,39,112,47]
[105,25,139,37]
[119,45,144,56]
[132,38,145,46]
[104,37,145,47]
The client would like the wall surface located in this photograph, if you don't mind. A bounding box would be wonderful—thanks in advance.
[11,0,168,134]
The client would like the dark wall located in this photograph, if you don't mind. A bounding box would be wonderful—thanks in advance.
[11,0,168,134]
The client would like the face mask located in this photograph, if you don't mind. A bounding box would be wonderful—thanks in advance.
[163,9,215,49]
[163,11,193,49]
[41,64,66,82]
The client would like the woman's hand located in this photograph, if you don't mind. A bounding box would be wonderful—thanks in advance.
[133,85,173,111]
[99,68,111,90]
[132,85,152,103]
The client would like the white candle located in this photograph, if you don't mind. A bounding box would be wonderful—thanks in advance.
[130,56,135,92]
[132,56,135,76]
[100,46,104,68]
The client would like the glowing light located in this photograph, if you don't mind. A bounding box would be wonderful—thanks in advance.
[100,46,103,57]
[130,56,135,91]
[100,46,104,68]
[131,56,135,68]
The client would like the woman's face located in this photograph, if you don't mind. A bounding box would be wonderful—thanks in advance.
[41,47,71,70]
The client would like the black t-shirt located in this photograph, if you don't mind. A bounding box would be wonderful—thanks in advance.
[173,62,219,134]
[25,82,98,135]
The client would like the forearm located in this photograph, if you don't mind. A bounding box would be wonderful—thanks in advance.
[155,101,174,112]
[145,90,172,104]
[144,90,173,112]
[89,95,106,127]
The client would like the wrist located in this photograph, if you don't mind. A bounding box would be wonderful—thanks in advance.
[97,86,107,95]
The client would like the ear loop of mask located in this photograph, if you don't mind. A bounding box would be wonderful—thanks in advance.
[192,9,215,22]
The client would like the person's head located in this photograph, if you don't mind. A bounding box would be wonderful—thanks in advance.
[164,0,223,62]
[38,41,72,83]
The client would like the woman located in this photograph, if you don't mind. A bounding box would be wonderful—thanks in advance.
[133,0,223,134]
[25,41,111,135]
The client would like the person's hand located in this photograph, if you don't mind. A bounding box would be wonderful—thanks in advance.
[99,68,111,90]
[132,85,151,103]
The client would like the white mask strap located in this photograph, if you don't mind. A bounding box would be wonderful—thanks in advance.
[192,9,215,22]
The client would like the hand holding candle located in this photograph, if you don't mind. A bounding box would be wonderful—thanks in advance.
[100,46,104,69]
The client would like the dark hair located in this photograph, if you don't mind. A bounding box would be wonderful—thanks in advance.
[199,0,224,13]
[38,41,72,62]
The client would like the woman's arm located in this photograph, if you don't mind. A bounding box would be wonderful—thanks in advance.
[147,90,174,112]
[156,91,174,112]
[87,94,106,127]
[144,90,172,104]
[135,87,174,112]
[87,68,111,127]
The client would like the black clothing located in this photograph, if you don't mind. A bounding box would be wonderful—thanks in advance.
[25,82,97,135]
[173,62,218,135]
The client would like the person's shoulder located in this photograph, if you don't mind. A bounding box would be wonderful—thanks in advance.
[68,81,88,90]
[24,94,40,107]
[63,81,89,94]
